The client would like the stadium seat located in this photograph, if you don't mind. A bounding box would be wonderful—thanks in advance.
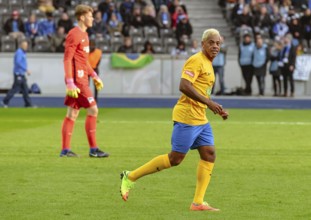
[0,0,8,11]
[160,28,175,39]
[1,8,11,25]
[23,0,36,14]
[100,44,111,54]
[33,36,51,52]
[9,0,20,11]
[129,26,144,38]
[154,45,164,54]
[148,37,162,46]
[144,26,158,38]
[111,36,123,52]
[1,35,16,52]
[163,37,177,52]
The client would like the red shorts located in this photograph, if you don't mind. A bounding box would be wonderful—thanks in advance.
[64,85,97,109]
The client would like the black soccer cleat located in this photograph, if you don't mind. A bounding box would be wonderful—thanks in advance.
[89,148,109,158]
[60,150,78,157]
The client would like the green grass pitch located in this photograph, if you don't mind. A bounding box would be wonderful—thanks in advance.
[0,108,310,220]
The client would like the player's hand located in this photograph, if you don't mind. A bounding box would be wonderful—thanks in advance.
[65,79,80,98]
[206,100,223,115]
[93,76,104,91]
[219,109,229,120]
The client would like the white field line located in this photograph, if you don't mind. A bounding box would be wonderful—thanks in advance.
[1,120,311,126]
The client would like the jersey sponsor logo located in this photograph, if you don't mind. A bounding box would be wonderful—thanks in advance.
[77,70,84,78]
[88,97,95,104]
[83,46,90,53]
[184,70,194,77]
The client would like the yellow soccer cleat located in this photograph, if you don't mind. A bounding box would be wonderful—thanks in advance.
[120,171,135,201]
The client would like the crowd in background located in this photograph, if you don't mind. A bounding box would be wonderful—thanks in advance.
[216,0,311,97]
[0,0,198,55]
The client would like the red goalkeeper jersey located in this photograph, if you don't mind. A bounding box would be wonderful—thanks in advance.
[63,26,94,87]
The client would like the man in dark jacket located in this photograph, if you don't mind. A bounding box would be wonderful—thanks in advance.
[279,34,297,97]
[3,10,25,39]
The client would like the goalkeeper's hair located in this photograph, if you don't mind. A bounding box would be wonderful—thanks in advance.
[75,4,93,20]
[202,29,220,42]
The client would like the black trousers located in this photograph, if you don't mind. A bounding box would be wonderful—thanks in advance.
[3,75,32,107]
[281,67,294,96]
[241,65,253,95]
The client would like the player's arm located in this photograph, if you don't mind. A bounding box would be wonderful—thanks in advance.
[179,78,223,115]
[63,33,80,98]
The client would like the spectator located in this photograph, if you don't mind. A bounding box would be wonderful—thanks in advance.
[103,2,122,23]
[130,6,144,29]
[212,36,228,95]
[120,0,134,24]
[300,8,311,49]
[107,12,124,37]
[3,10,25,39]
[272,17,289,39]
[168,0,187,15]
[50,26,66,52]
[171,41,188,56]
[238,32,255,95]
[1,40,33,108]
[24,14,39,42]
[152,0,170,13]
[38,12,56,38]
[252,34,269,96]
[279,0,291,18]
[88,10,108,38]
[38,0,55,13]
[156,4,171,29]
[269,40,283,96]
[98,0,113,15]
[53,0,71,12]
[117,36,137,53]
[175,14,192,43]
[188,39,201,55]
[279,34,297,97]
[57,12,73,34]
[141,40,155,54]
[171,6,188,30]
[289,16,302,46]
[88,40,103,102]
[134,0,148,10]
[252,5,272,37]
[235,4,252,29]
[142,4,160,30]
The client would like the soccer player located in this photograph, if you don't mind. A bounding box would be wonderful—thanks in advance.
[120,28,228,211]
[59,4,109,158]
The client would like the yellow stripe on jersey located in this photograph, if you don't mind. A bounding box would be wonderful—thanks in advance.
[172,51,215,125]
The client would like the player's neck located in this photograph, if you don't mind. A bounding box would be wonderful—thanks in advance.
[77,22,87,32]
[202,50,213,62]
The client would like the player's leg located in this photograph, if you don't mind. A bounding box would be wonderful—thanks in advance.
[120,122,195,201]
[190,123,219,211]
[86,105,109,157]
[60,107,79,157]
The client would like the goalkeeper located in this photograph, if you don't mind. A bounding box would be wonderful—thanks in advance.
[59,4,109,158]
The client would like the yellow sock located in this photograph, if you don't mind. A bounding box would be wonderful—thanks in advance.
[128,154,171,181]
[193,160,215,204]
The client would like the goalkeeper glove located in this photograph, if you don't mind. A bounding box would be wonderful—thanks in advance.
[90,72,104,91]
[65,78,80,98]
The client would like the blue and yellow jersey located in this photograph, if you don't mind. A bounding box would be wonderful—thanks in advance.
[172,51,215,125]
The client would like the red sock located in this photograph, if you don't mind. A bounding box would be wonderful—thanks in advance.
[62,117,75,150]
[85,115,97,148]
